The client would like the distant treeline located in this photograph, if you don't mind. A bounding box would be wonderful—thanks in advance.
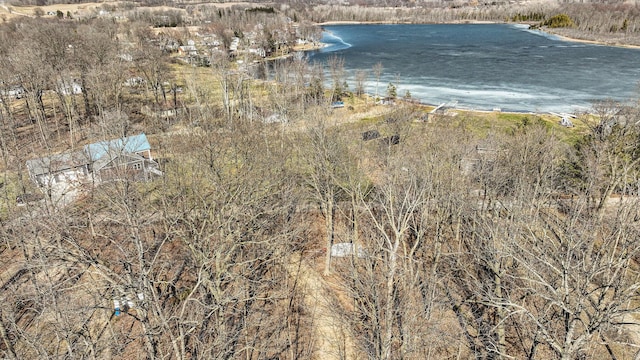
[5,0,640,43]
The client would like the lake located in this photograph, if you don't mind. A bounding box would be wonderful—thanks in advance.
[309,24,640,113]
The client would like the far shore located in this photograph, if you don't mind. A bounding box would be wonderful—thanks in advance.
[317,20,499,26]
[316,20,640,50]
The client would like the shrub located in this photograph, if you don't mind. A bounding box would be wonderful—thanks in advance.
[542,14,575,28]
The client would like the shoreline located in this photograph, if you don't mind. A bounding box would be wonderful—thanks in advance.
[542,30,640,50]
[317,20,501,26]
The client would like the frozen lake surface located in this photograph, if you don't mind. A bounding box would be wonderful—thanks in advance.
[310,24,640,113]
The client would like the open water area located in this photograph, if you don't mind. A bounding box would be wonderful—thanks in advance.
[309,24,640,113]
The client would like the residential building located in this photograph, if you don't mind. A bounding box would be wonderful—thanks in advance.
[26,133,161,187]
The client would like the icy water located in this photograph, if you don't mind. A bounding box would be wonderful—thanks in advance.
[309,24,640,113]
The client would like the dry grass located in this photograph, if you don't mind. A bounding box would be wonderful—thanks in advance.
[0,1,269,20]
[0,1,105,18]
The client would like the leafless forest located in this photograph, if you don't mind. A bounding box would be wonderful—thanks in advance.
[1,1,640,359]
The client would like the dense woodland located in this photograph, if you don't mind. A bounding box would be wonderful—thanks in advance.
[2,1,640,359]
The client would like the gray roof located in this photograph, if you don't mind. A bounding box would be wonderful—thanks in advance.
[26,150,89,177]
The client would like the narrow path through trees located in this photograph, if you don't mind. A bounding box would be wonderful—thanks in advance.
[286,253,356,360]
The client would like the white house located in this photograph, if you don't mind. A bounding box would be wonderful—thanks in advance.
[178,45,198,56]
[331,243,367,258]
[57,80,83,95]
[26,151,90,187]
[229,37,240,52]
